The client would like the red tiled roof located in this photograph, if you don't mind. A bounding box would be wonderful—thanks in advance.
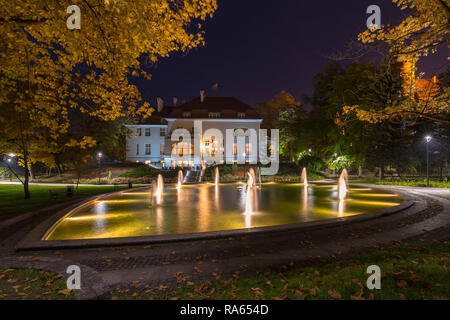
[164,97,260,119]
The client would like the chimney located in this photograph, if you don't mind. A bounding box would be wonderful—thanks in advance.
[200,90,205,103]
[173,96,178,106]
[156,97,164,112]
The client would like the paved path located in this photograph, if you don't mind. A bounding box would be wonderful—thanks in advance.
[0,184,448,298]
[0,181,139,187]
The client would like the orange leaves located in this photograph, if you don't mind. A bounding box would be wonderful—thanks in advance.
[1,0,217,165]
[65,136,97,149]
[327,289,342,299]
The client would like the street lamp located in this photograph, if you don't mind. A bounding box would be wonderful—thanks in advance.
[425,136,432,187]
[6,153,14,181]
[97,152,103,184]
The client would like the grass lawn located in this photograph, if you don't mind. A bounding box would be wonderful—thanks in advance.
[352,179,449,188]
[0,184,128,218]
[0,268,75,300]
[112,243,449,300]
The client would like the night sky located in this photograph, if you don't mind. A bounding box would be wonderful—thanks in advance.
[133,0,448,107]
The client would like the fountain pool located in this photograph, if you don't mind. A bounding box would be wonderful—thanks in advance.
[44,183,404,241]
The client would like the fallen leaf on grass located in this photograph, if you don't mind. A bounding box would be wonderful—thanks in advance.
[328,289,342,299]
[58,288,72,296]
[251,287,264,297]
[295,289,306,300]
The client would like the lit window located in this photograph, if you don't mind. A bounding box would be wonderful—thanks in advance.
[160,144,165,155]
[145,144,151,155]
[208,112,220,118]
[232,144,237,155]
[237,112,245,118]
[136,144,140,155]
[160,128,166,136]
[145,128,151,136]
[136,128,142,136]
[182,112,191,118]
[246,144,251,155]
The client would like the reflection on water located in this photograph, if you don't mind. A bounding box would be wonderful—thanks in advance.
[45,184,403,240]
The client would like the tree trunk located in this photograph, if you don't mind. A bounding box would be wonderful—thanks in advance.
[28,164,34,181]
[358,165,362,177]
[23,156,30,200]
[56,163,62,177]
[379,165,385,181]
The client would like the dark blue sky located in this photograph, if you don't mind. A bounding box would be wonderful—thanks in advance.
[133,0,448,107]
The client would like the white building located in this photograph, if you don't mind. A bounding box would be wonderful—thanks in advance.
[125,94,263,169]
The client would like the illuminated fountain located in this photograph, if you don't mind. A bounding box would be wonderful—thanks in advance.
[338,169,349,200]
[177,170,183,189]
[247,168,256,189]
[214,167,219,186]
[152,174,164,204]
[46,167,404,241]
[301,167,308,187]
[244,170,255,228]
[256,167,262,188]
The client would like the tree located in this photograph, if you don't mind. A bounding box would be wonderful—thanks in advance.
[0,0,217,198]
[254,91,304,160]
[254,91,302,130]
[358,0,449,61]
[351,0,450,124]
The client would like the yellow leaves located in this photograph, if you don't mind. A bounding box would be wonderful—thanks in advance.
[1,0,218,155]
[65,136,97,149]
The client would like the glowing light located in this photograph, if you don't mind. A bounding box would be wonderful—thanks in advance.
[65,213,128,221]
[347,199,401,206]
[94,199,137,204]
[8,153,15,157]
[338,169,349,200]
[247,168,256,189]
[353,193,398,197]
[425,136,432,143]
[338,200,344,217]
[153,174,164,205]
[301,167,308,187]
[244,171,255,228]
[214,167,219,186]
[177,170,183,190]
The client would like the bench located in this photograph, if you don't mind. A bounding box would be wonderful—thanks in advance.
[49,189,66,199]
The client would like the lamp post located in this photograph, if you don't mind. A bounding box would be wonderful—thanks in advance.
[6,153,14,181]
[425,136,431,187]
[97,152,102,185]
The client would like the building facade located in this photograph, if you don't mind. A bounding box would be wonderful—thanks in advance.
[125,96,263,168]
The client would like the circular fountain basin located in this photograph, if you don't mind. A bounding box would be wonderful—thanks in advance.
[43,183,403,241]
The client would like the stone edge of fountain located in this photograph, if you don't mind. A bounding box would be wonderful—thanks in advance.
[15,184,416,252]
